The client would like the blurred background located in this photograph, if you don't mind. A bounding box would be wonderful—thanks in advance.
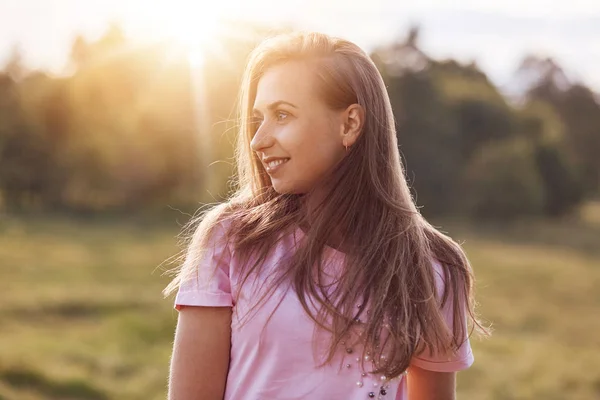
[1,1,599,399]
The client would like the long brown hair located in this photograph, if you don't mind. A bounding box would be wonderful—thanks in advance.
[165,31,484,379]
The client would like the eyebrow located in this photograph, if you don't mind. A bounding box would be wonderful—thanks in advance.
[252,100,298,115]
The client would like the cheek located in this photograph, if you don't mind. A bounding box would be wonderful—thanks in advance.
[270,121,341,194]
[286,121,341,169]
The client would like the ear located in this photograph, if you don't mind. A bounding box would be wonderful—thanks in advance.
[340,104,365,148]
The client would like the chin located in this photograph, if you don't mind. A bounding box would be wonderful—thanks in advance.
[271,180,306,195]
[272,184,294,194]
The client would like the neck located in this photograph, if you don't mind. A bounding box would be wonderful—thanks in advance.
[298,187,350,254]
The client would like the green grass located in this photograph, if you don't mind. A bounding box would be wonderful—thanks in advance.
[0,205,599,400]
[0,213,181,400]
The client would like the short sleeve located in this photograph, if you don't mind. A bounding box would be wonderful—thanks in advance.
[410,260,474,372]
[174,221,234,310]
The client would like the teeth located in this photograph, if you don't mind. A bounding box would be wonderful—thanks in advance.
[267,159,288,169]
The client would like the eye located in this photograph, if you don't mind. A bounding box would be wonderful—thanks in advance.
[276,111,289,121]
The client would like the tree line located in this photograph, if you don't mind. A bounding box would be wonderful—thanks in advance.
[0,23,598,219]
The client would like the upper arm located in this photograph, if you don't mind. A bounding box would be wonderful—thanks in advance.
[407,364,456,400]
[407,260,473,399]
[168,306,232,400]
[168,219,235,399]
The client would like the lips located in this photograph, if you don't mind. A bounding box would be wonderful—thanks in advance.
[263,157,290,173]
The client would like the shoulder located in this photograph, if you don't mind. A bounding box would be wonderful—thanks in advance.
[428,257,469,298]
[176,205,239,280]
[427,258,446,295]
[189,203,236,245]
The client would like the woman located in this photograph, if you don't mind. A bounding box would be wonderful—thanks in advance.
[165,31,483,400]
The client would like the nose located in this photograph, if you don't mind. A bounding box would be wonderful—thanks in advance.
[250,122,275,154]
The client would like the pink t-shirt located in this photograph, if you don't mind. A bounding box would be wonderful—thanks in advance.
[175,220,474,400]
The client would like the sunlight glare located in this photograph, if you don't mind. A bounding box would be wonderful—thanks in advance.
[124,0,239,67]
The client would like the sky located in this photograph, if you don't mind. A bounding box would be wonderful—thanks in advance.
[1,0,600,91]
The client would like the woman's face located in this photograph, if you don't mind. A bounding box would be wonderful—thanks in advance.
[251,61,346,194]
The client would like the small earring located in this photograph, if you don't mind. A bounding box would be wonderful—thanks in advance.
[343,141,348,152]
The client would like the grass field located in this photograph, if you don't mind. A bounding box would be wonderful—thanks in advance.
[0,204,599,400]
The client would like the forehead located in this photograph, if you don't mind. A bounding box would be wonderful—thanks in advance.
[253,61,319,109]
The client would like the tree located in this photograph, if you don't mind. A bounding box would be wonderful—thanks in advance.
[518,101,585,217]
[559,85,600,194]
[386,68,462,216]
[69,35,90,70]
[453,99,516,160]
[527,66,600,195]
[3,45,26,81]
[463,139,545,220]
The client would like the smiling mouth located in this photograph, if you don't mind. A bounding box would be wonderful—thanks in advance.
[264,158,290,173]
